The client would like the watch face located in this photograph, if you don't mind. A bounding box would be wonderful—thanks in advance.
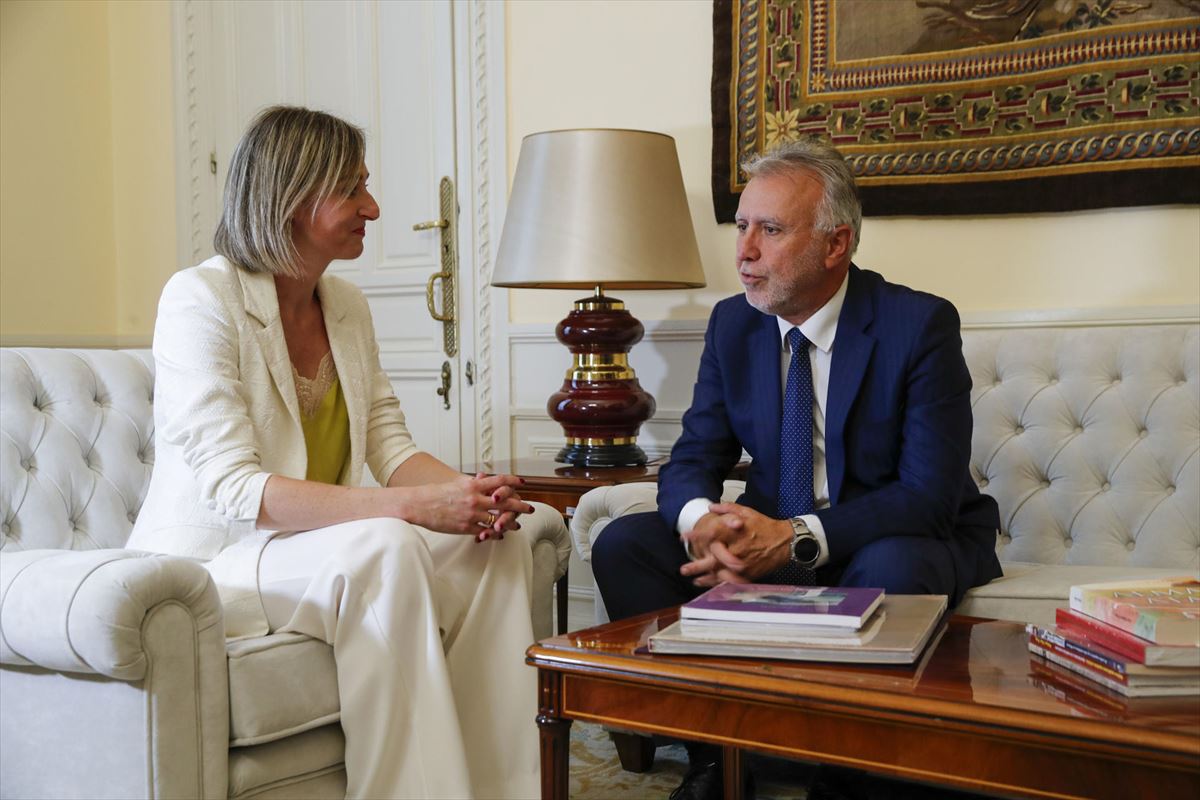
[793,535,820,565]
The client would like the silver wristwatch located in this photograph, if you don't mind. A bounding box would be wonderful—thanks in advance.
[789,516,820,568]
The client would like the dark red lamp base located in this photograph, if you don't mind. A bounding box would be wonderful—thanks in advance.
[548,290,655,467]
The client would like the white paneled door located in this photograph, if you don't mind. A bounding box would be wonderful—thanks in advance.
[178,0,482,469]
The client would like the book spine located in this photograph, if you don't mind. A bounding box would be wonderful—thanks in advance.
[1029,625,1129,675]
[1028,641,1131,696]
[1027,631,1129,685]
[1054,608,1149,663]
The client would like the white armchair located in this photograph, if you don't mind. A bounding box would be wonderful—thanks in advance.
[0,348,572,799]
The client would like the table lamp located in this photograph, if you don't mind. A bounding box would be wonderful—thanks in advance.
[493,129,706,467]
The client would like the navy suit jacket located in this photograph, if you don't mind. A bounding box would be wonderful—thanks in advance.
[658,266,1001,587]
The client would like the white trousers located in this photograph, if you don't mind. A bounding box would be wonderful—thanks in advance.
[257,518,540,800]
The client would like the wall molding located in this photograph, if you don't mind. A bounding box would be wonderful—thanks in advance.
[959,305,1200,329]
[507,305,1200,343]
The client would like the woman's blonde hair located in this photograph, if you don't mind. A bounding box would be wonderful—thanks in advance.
[214,106,365,277]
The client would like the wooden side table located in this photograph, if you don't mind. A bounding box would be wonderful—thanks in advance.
[465,458,664,634]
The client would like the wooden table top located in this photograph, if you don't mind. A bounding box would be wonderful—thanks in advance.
[527,608,1200,759]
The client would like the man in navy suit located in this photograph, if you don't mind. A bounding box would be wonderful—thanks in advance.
[592,139,1002,800]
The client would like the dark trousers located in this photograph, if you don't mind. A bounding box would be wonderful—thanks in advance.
[592,511,973,622]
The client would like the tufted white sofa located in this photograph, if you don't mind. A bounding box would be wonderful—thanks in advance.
[0,347,572,799]
[571,322,1200,627]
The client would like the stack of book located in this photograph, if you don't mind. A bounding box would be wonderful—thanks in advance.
[1026,577,1200,697]
[647,583,947,664]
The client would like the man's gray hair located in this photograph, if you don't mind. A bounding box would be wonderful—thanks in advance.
[214,106,365,278]
[741,138,861,256]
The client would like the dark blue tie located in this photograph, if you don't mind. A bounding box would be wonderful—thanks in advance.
[767,327,817,586]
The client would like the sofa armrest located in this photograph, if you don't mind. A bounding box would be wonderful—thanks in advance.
[523,501,572,581]
[0,549,222,679]
[569,480,748,563]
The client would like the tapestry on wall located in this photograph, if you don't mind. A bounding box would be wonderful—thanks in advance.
[712,0,1200,219]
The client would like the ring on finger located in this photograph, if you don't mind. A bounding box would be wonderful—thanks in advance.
[485,512,496,526]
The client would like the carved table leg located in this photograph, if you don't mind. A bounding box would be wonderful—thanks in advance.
[537,669,571,800]
[610,731,656,773]
[723,745,744,800]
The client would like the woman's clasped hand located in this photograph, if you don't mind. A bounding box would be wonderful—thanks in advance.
[403,472,535,540]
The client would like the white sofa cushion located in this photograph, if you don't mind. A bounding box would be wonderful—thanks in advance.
[226,633,339,747]
[955,562,1198,627]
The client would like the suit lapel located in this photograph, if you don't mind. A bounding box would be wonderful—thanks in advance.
[318,278,366,486]
[753,312,783,492]
[826,266,875,503]
[239,269,302,427]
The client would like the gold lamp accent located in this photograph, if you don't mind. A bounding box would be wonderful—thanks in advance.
[493,129,706,467]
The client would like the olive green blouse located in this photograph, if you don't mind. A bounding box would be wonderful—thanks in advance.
[294,354,350,484]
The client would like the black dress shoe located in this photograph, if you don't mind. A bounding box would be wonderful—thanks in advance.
[668,761,757,800]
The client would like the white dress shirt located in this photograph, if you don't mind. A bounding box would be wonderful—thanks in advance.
[679,273,850,568]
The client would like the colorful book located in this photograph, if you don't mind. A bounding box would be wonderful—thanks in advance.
[650,594,947,664]
[1055,607,1200,668]
[1028,639,1200,697]
[680,583,884,629]
[1068,577,1200,647]
[1027,625,1200,680]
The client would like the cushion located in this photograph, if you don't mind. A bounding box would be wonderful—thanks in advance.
[226,633,339,747]
[227,723,344,799]
[957,562,1199,627]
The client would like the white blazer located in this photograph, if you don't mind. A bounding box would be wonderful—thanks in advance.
[128,256,418,638]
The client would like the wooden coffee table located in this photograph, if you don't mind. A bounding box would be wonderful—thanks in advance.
[527,609,1200,799]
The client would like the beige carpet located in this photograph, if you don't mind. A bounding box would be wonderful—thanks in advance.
[569,722,811,799]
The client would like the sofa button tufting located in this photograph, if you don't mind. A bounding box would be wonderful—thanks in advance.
[127,511,138,523]
[1138,428,1148,438]
[1166,485,1176,495]
[979,478,989,487]
[1126,541,1136,551]
[1102,482,1111,491]
[1040,480,1051,489]
[1014,426,1024,435]
[1064,537,1073,547]
[1074,426,1083,434]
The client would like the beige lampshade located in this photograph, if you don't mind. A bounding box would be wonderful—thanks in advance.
[492,129,706,290]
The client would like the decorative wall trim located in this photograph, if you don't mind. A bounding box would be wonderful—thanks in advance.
[507,305,1200,343]
[172,0,209,270]
[959,305,1200,329]
[469,0,498,468]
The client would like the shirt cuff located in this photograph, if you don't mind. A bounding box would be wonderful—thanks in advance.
[800,513,830,568]
[677,497,714,560]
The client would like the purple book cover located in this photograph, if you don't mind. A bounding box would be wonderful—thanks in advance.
[682,583,885,627]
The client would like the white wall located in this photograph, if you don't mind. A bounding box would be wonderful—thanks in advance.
[0,0,176,346]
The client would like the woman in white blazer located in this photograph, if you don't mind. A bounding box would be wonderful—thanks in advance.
[128,106,539,799]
